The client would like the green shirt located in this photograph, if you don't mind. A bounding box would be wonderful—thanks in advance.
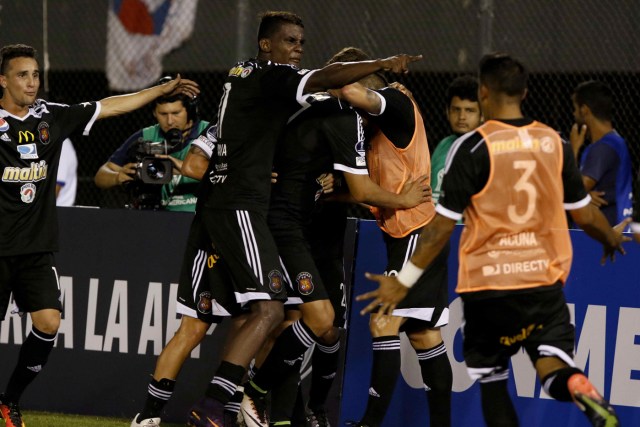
[430,134,457,205]
[142,121,209,212]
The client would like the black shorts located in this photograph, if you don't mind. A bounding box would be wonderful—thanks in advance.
[200,209,287,307]
[462,285,576,381]
[308,202,348,327]
[177,216,239,321]
[380,228,449,329]
[274,226,330,305]
[0,253,62,320]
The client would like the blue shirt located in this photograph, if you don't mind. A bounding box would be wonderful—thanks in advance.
[580,130,633,225]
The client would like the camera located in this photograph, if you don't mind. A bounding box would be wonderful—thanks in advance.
[131,128,183,184]
[125,128,183,210]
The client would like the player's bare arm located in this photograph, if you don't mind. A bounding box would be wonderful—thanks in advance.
[303,54,422,93]
[570,203,631,264]
[182,145,209,180]
[343,173,430,209]
[98,75,200,119]
[338,83,383,115]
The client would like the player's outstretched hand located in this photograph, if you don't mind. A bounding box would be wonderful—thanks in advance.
[601,217,632,265]
[379,54,423,74]
[160,74,200,99]
[357,273,409,317]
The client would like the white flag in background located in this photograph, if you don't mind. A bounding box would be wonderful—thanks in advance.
[106,0,198,91]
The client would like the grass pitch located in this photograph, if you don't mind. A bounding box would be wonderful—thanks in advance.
[21,411,184,426]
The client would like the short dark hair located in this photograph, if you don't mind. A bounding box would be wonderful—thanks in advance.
[573,80,613,121]
[326,47,387,89]
[479,52,527,97]
[153,76,198,121]
[446,75,479,105]
[326,46,370,65]
[257,11,303,41]
[0,44,37,75]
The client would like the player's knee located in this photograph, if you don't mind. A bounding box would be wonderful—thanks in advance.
[368,315,402,337]
[31,311,60,335]
[252,300,285,328]
[302,311,334,338]
[176,317,210,343]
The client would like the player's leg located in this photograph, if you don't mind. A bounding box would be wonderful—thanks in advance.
[306,245,346,425]
[462,297,518,427]
[402,240,452,427]
[189,210,287,427]
[527,288,618,427]
[134,217,224,426]
[355,314,403,427]
[243,239,334,427]
[1,254,62,427]
[407,326,452,427]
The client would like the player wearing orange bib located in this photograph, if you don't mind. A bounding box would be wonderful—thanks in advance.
[359,53,627,427]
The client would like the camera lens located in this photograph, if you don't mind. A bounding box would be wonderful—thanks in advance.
[146,161,167,180]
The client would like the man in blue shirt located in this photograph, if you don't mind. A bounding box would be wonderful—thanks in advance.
[570,80,633,226]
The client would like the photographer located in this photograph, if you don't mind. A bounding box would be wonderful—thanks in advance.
[94,77,209,211]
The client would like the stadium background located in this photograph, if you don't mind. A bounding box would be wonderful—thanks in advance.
[1,0,639,208]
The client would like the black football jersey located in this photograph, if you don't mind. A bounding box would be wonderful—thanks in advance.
[197,59,315,214]
[0,100,99,255]
[269,95,368,226]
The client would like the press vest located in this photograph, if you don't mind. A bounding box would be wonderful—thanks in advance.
[142,121,208,211]
[367,101,435,237]
[457,120,573,293]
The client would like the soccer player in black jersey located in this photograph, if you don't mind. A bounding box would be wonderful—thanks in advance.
[360,53,626,427]
[0,44,198,427]
[186,10,423,427]
[241,48,429,427]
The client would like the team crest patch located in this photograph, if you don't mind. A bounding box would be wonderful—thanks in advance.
[20,183,36,203]
[268,270,284,293]
[38,122,50,144]
[0,118,9,132]
[197,292,212,314]
[240,66,253,78]
[296,272,314,296]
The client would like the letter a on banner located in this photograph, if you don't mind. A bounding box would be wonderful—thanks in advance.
[106,0,199,91]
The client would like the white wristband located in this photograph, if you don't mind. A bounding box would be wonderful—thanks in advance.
[396,261,425,288]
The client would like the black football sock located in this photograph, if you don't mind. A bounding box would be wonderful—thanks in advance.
[205,361,246,404]
[5,326,56,403]
[270,359,302,423]
[479,378,518,427]
[308,338,340,411]
[542,367,583,402]
[224,387,244,417]
[416,342,452,427]
[360,336,401,427]
[137,377,175,421]
[249,320,318,395]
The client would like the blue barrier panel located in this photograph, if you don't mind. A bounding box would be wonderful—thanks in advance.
[341,220,640,427]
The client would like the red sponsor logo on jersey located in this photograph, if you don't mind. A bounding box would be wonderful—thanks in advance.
[268,270,284,293]
[296,272,314,296]
[0,118,9,132]
[38,122,50,145]
[197,291,212,314]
